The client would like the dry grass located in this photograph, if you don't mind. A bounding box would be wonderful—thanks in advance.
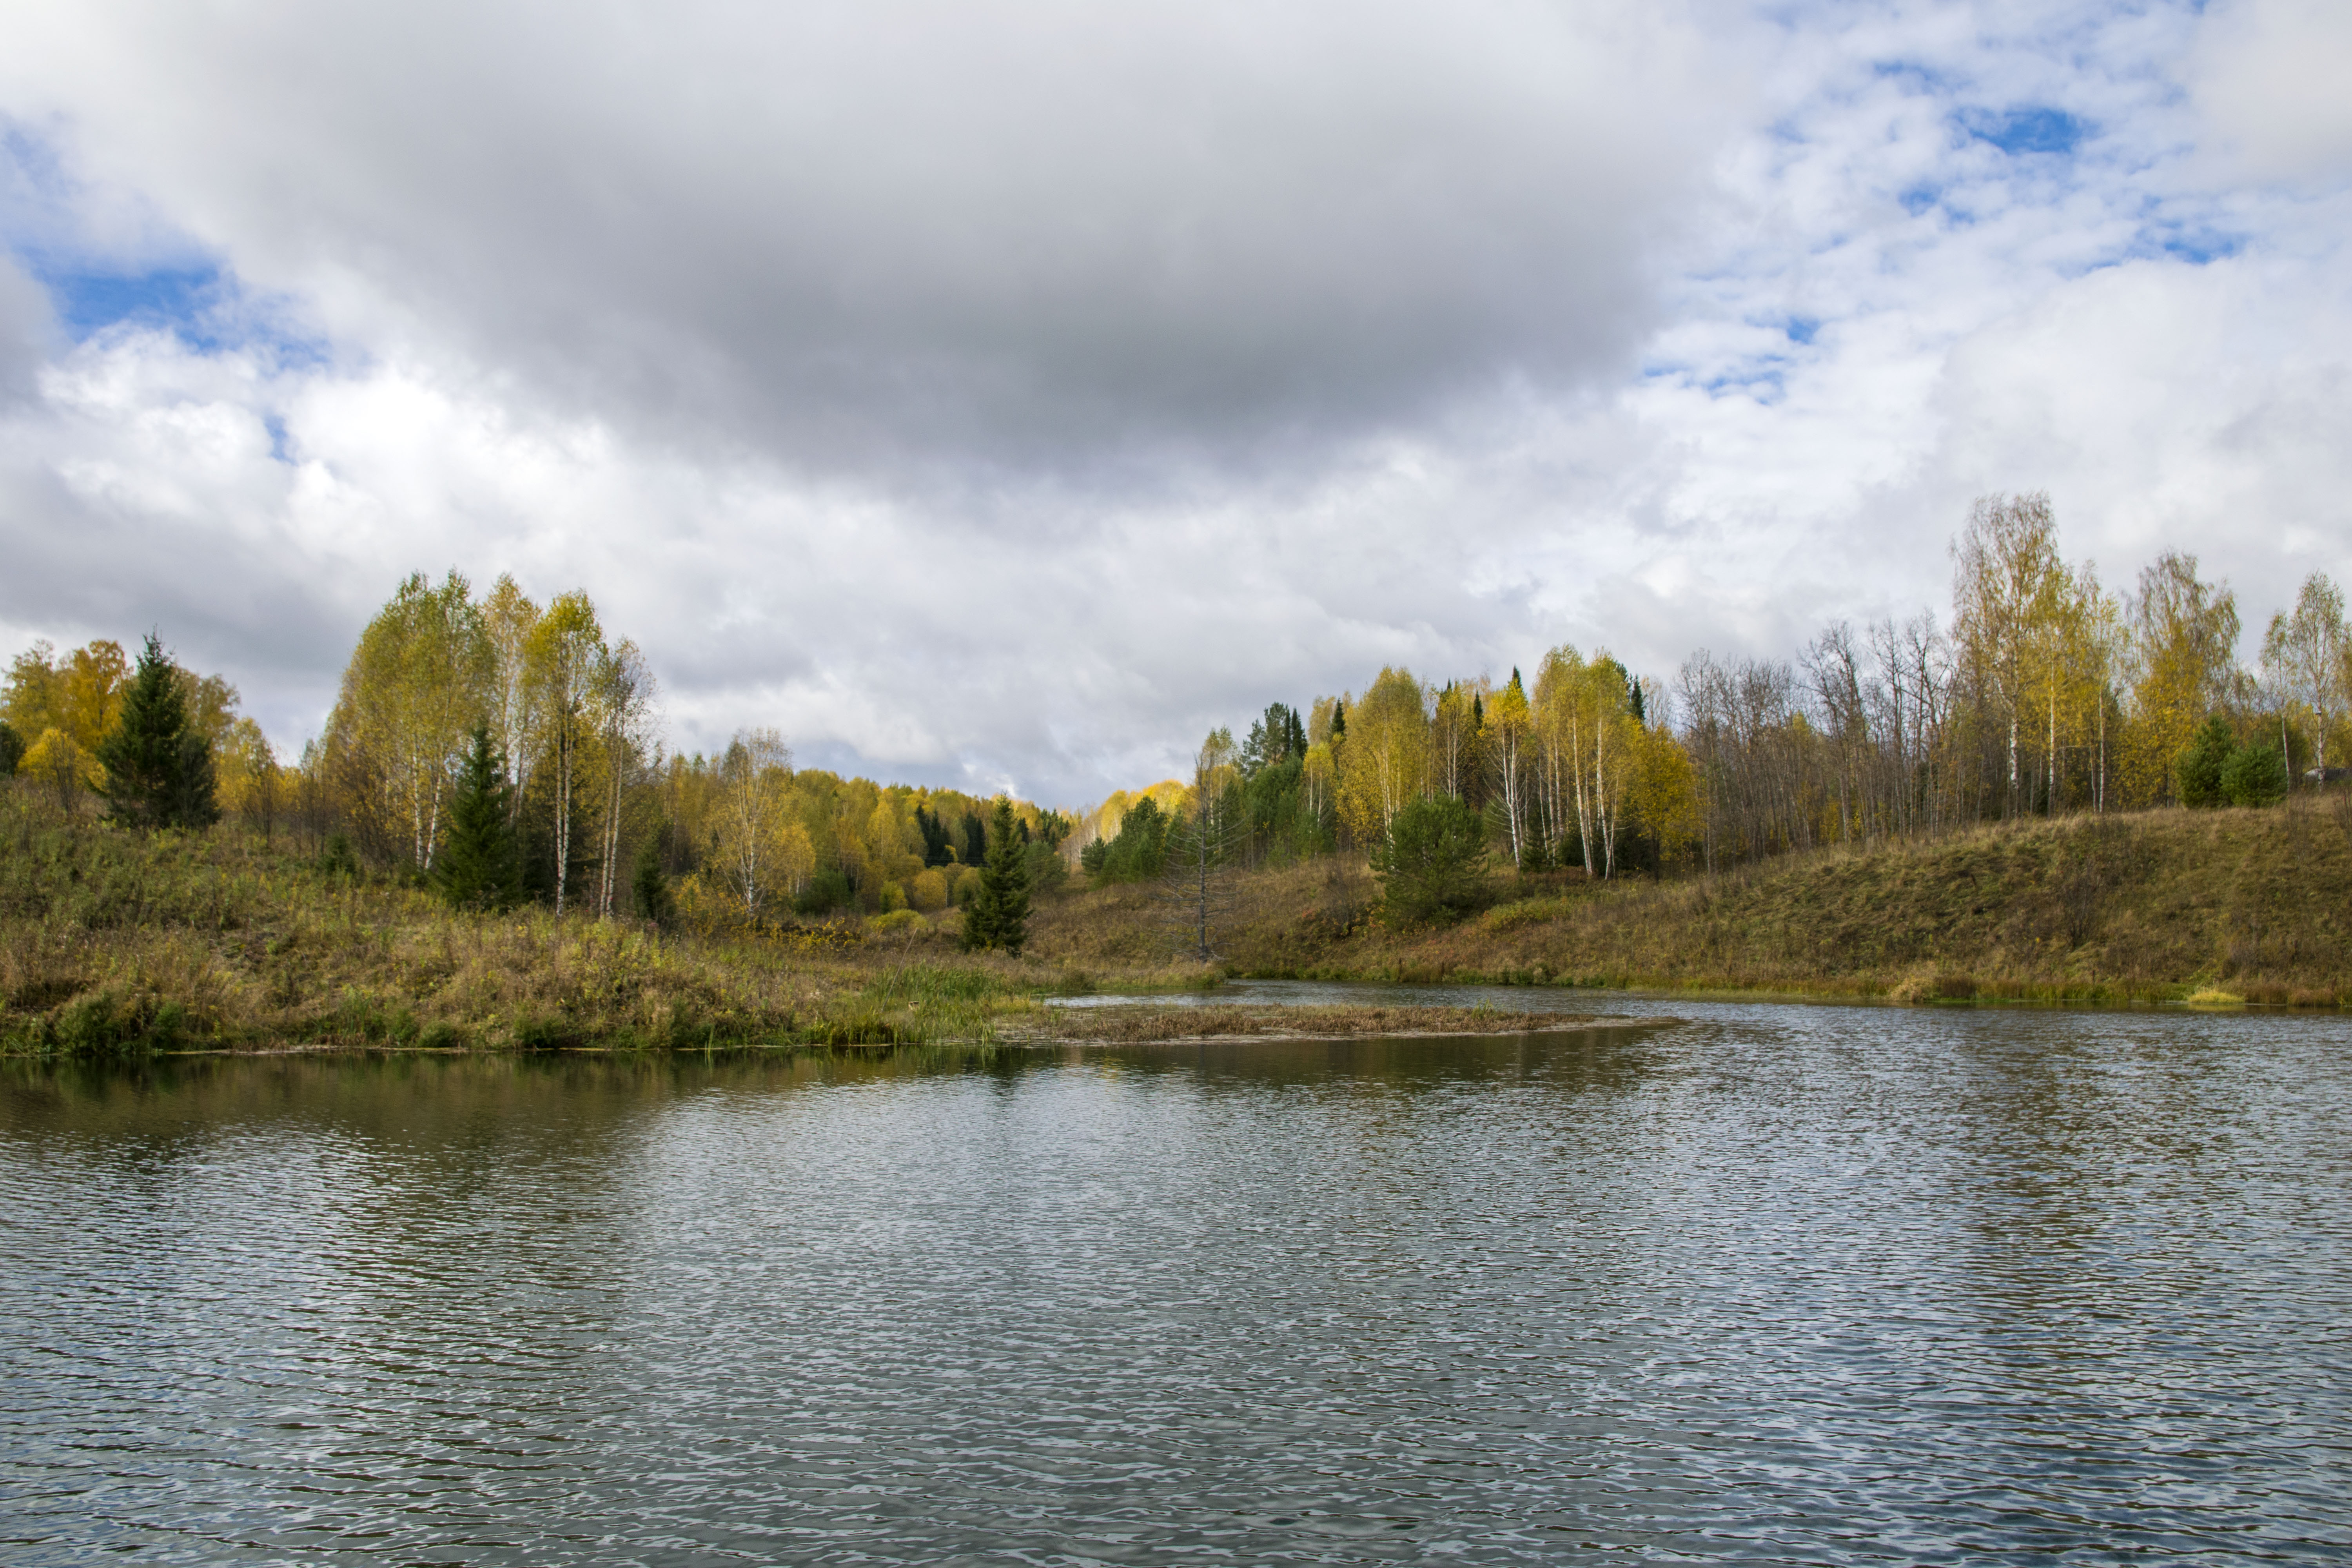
[0,791,1071,1056]
[13,787,2350,1058]
[1002,1003,1637,1044]
[1023,800,2352,1006]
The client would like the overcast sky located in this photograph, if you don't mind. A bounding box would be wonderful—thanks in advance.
[2,0,2348,804]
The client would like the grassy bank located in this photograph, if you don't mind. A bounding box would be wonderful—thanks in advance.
[0,791,1078,1057]
[9,789,2347,1058]
[1025,797,2352,1006]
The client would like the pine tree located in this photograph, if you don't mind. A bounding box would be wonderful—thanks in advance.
[961,798,1032,953]
[435,726,523,910]
[95,633,218,829]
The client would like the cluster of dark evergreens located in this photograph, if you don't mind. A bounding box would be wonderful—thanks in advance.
[2174,716,2290,809]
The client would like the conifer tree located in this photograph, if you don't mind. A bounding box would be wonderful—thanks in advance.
[633,838,675,926]
[434,726,523,910]
[961,797,1031,953]
[95,634,218,829]
[0,719,22,777]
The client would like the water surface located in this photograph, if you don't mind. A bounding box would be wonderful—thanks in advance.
[4,994,2348,1563]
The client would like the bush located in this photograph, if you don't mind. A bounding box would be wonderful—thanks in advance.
[795,867,854,915]
[1369,795,1490,926]
[868,908,926,935]
[2176,716,2234,808]
[2221,742,2288,807]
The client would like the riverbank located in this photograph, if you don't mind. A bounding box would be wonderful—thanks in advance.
[7,790,2348,1058]
[1027,799,2352,1007]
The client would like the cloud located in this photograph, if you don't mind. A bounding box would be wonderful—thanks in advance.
[0,0,2348,804]
[0,0,1729,478]
[2195,0,2352,182]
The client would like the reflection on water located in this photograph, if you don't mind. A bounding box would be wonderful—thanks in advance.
[4,995,2348,1564]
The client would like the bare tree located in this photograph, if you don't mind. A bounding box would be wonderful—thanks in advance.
[1164,729,1243,961]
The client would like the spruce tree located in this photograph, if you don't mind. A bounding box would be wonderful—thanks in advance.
[435,726,523,911]
[2175,715,2235,808]
[961,798,1032,954]
[633,838,675,926]
[95,633,218,829]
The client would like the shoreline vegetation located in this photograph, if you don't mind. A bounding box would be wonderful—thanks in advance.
[7,783,2348,1061]
[12,494,2352,1059]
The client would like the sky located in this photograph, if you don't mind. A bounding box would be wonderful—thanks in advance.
[2,0,2348,806]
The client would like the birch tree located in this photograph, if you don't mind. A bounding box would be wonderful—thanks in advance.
[528,591,606,914]
[1334,668,1428,844]
[1485,669,1533,867]
[589,638,659,918]
[712,727,794,920]
[481,575,543,818]
[2263,572,2347,782]
[326,572,491,869]
[2120,551,2240,806]
[1952,493,2067,817]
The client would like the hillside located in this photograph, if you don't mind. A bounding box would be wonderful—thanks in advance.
[1029,799,2352,1005]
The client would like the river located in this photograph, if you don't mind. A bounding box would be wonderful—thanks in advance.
[3,986,2347,1563]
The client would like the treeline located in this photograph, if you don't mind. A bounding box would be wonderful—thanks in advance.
[1076,493,2342,882]
[3,571,1071,927]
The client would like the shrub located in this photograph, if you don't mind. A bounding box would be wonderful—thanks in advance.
[795,867,854,915]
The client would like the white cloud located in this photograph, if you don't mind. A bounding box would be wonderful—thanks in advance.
[2195,0,2352,182]
[1,0,2348,802]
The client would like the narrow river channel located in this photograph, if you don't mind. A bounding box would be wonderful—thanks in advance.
[4,992,2347,1563]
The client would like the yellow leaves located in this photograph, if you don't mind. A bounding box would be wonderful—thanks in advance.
[22,727,101,808]
[1486,670,1531,733]
[1335,666,1429,842]
[4,639,128,752]
[1628,721,1702,850]
[910,867,949,912]
[214,718,281,822]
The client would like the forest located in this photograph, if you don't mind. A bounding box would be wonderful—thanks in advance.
[3,492,2342,935]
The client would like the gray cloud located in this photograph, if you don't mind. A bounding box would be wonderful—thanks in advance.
[2,1,1724,479]
[2,0,2348,808]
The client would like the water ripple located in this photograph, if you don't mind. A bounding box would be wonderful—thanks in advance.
[3,998,2348,1564]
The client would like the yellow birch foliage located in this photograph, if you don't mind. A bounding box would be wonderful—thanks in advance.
[1335,667,1428,844]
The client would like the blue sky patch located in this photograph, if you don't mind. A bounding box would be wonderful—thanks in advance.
[34,259,229,346]
[1961,105,2087,156]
